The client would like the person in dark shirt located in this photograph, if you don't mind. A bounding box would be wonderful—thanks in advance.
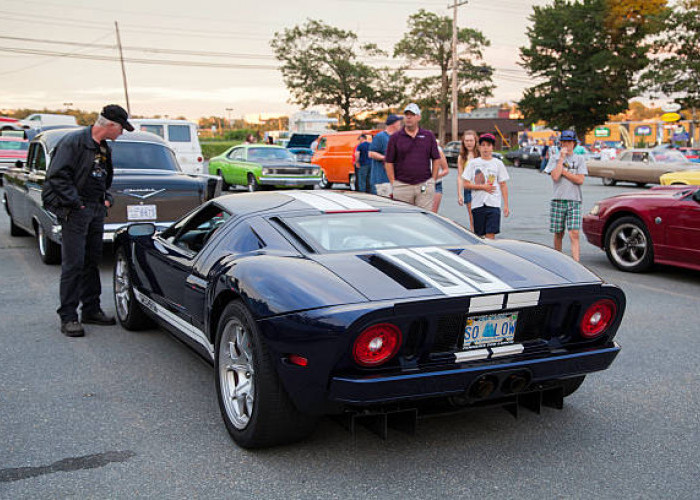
[354,134,372,193]
[384,103,444,209]
[44,105,133,337]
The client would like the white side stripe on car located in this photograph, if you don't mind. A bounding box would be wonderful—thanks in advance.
[285,191,376,212]
[134,289,214,360]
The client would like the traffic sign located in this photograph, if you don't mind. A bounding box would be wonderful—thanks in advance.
[661,112,681,122]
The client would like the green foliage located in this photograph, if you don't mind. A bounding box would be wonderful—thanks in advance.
[639,0,700,115]
[394,9,494,142]
[518,0,661,135]
[223,129,258,141]
[270,19,406,130]
[201,141,241,160]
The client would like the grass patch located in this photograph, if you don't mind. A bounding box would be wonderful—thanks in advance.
[201,141,241,159]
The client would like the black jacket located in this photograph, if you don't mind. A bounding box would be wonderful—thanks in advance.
[42,126,114,215]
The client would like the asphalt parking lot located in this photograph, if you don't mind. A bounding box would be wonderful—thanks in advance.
[1,165,698,499]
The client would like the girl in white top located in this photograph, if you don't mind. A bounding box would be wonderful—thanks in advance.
[457,130,479,231]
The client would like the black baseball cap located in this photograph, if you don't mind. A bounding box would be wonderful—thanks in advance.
[101,104,134,132]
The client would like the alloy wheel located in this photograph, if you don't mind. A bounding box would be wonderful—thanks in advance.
[219,318,255,430]
[609,223,648,268]
[114,253,131,321]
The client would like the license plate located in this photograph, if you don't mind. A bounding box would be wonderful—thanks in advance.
[127,204,157,220]
[463,312,518,349]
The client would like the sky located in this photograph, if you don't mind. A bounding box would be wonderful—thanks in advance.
[0,0,551,122]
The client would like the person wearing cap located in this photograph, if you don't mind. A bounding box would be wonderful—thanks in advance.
[461,133,510,239]
[368,113,403,197]
[43,104,133,337]
[543,130,587,261]
[384,103,443,209]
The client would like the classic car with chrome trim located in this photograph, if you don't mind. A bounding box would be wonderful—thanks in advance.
[587,148,695,187]
[113,190,625,448]
[582,185,700,272]
[2,128,220,264]
[208,144,321,191]
[660,168,700,186]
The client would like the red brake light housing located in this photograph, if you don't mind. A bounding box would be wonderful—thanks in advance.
[352,323,402,367]
[580,299,617,338]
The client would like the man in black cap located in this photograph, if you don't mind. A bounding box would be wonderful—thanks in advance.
[43,104,134,337]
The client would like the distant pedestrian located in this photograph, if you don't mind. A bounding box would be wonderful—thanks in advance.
[544,130,587,262]
[385,103,443,210]
[457,130,479,230]
[368,114,403,197]
[42,105,133,337]
[461,133,510,239]
[354,134,372,193]
[431,140,450,213]
[245,134,255,144]
[540,142,550,172]
[267,136,274,145]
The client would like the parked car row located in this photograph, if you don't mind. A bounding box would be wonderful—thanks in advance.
[586,148,696,187]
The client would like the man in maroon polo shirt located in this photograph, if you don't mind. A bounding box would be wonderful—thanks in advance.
[385,103,443,210]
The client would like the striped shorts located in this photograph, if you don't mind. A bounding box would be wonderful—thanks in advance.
[550,199,582,233]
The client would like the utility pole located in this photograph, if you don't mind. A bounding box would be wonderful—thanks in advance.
[450,1,469,143]
[115,21,131,114]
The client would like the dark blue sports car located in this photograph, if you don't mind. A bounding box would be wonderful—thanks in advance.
[113,191,625,448]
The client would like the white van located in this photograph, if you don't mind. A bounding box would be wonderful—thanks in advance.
[130,119,203,174]
[20,113,78,130]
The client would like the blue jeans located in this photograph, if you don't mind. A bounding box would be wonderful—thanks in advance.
[357,163,371,193]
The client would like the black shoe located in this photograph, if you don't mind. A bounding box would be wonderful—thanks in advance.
[61,321,85,337]
[82,309,116,326]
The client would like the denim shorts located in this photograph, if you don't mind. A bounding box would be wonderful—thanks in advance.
[463,188,473,204]
[435,181,443,194]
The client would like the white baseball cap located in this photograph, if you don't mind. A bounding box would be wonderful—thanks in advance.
[403,103,421,116]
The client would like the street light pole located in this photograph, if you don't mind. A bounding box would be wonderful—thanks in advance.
[225,108,233,129]
[450,1,469,143]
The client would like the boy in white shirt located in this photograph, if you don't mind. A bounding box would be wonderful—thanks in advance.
[461,133,510,238]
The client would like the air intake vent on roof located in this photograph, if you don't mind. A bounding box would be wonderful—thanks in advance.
[361,255,427,290]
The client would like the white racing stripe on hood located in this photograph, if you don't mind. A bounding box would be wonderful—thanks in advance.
[378,248,477,296]
[410,247,512,293]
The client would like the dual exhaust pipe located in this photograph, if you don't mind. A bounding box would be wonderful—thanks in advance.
[469,371,532,400]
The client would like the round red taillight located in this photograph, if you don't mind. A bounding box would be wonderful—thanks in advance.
[580,299,617,338]
[352,323,402,367]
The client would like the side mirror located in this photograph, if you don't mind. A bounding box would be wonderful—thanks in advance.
[693,190,700,203]
[14,160,23,168]
[127,223,156,237]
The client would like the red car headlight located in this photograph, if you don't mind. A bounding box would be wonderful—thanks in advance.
[580,299,617,338]
[352,323,402,367]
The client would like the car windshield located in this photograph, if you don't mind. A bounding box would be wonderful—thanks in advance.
[247,147,295,162]
[0,140,28,151]
[653,150,688,163]
[111,142,180,171]
[283,212,475,252]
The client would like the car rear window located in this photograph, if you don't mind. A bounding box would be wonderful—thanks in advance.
[281,212,475,252]
[0,140,28,151]
[111,142,179,171]
[168,125,191,142]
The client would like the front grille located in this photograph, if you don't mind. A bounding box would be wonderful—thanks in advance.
[430,305,551,354]
[264,168,316,176]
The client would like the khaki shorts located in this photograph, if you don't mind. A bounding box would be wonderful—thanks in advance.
[375,182,392,197]
[392,179,434,210]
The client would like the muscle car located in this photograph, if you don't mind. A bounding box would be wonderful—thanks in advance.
[2,128,220,264]
[582,185,700,272]
[587,148,695,187]
[113,191,625,448]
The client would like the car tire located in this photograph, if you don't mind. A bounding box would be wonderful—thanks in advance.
[602,177,617,186]
[113,247,155,330]
[215,301,317,448]
[513,158,521,167]
[604,216,654,272]
[348,173,356,191]
[36,223,61,265]
[246,173,258,192]
[318,170,332,189]
[560,375,586,397]
[217,170,230,191]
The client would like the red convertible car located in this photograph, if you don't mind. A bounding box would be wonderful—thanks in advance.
[582,186,700,272]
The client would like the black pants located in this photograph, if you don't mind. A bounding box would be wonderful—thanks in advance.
[57,202,105,322]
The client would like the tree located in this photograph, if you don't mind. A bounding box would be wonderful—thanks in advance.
[270,19,406,130]
[394,9,494,143]
[518,0,663,136]
[639,0,700,143]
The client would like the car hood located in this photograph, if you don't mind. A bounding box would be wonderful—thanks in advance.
[603,185,693,202]
[286,133,319,148]
[258,160,311,168]
[308,240,600,302]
